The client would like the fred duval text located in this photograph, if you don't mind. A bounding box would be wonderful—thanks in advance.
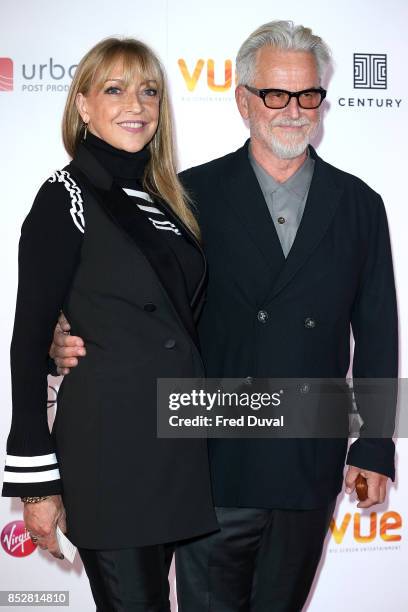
[168,415,284,428]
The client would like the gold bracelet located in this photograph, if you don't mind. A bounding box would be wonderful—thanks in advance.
[20,496,50,504]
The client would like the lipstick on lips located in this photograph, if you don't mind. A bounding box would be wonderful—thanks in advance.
[118,120,147,133]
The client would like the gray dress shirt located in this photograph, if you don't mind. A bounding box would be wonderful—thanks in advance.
[249,147,315,258]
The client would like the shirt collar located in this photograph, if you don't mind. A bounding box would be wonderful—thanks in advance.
[249,143,315,201]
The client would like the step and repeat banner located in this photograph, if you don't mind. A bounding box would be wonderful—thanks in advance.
[1,0,407,610]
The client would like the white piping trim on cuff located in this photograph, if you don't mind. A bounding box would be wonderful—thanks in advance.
[5,453,58,468]
[3,468,61,483]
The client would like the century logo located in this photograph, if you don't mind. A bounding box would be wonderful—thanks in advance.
[354,53,387,89]
[338,52,402,109]
[0,58,13,92]
[1,520,37,557]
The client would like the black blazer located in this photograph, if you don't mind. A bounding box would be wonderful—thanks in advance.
[181,141,398,510]
[5,144,218,548]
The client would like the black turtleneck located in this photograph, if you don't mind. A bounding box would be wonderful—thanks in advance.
[4,133,204,497]
[83,132,150,186]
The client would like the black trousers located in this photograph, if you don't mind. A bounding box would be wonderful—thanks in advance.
[79,543,174,612]
[175,502,336,612]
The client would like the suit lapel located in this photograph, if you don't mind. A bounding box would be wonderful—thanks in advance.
[70,144,201,347]
[221,141,285,279]
[267,148,343,300]
[220,142,344,303]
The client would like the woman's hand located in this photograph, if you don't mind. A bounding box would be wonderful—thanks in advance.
[23,495,67,559]
[49,312,86,375]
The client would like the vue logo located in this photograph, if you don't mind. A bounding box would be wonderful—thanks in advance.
[178,59,234,92]
[330,511,402,544]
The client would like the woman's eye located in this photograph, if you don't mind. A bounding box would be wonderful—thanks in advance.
[143,88,158,97]
[105,86,121,94]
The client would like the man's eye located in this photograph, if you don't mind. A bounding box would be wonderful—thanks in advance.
[105,86,121,94]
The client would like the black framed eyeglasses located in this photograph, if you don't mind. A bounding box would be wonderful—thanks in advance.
[244,85,327,109]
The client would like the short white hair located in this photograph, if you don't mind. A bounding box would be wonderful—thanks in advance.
[236,20,331,85]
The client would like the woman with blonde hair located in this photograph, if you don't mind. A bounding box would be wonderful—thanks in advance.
[2,37,217,610]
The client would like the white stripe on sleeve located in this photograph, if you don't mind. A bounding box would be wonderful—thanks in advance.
[3,468,61,483]
[5,453,58,468]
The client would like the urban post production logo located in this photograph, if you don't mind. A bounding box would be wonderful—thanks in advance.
[338,52,402,109]
[0,58,13,91]
[0,56,77,93]
[1,520,37,558]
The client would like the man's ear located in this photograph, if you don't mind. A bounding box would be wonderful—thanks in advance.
[235,85,250,120]
[75,93,89,124]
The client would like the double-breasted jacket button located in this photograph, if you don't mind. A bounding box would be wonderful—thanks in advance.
[304,317,316,329]
[164,339,176,349]
[144,302,157,312]
[257,310,269,323]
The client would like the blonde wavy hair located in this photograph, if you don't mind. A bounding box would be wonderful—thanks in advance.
[62,37,200,238]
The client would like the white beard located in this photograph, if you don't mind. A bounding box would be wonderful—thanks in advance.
[251,116,320,160]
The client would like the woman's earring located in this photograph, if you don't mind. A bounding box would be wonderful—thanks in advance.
[82,122,88,141]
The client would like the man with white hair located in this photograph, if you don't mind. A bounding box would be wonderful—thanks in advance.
[52,21,397,611]
[174,20,397,610]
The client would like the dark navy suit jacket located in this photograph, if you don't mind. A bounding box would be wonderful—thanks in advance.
[181,141,398,509]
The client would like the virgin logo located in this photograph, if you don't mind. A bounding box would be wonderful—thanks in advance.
[1,520,36,557]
